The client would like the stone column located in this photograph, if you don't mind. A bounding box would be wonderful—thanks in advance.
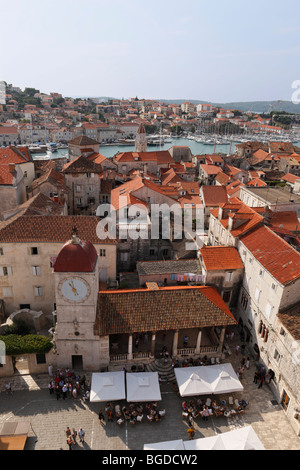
[151,333,156,356]
[128,334,133,360]
[195,329,202,355]
[172,330,179,357]
[218,327,226,353]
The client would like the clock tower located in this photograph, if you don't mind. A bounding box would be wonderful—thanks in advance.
[53,230,103,370]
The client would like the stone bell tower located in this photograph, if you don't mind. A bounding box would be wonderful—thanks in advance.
[135,123,147,153]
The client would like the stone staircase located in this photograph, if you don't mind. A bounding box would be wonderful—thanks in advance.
[145,358,176,383]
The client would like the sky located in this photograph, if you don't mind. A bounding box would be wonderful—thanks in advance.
[1,0,300,103]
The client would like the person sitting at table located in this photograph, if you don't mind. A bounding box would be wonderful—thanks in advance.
[182,401,188,411]
[201,406,210,421]
[105,402,112,413]
[192,409,200,419]
[197,398,203,408]
[147,414,154,422]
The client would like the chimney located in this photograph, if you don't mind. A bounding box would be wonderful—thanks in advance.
[9,163,16,174]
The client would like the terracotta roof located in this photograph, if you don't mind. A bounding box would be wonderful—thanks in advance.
[94,285,237,335]
[30,167,68,192]
[137,259,202,276]
[240,225,300,285]
[0,216,117,244]
[62,155,103,174]
[0,164,15,185]
[277,302,300,340]
[200,164,222,175]
[68,135,99,146]
[281,173,300,184]
[110,177,145,211]
[0,147,29,165]
[200,246,244,271]
[201,185,228,206]
[2,193,64,220]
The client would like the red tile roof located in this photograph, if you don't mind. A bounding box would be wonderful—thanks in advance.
[201,185,228,206]
[94,285,237,335]
[240,225,300,285]
[200,246,244,271]
[0,216,117,244]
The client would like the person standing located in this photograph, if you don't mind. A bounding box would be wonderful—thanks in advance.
[78,428,85,443]
[253,371,259,384]
[98,410,105,425]
[72,428,77,445]
[183,336,188,347]
[67,435,73,450]
[62,384,68,400]
[258,374,265,389]
[187,427,195,440]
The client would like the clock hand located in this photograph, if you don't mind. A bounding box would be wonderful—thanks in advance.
[69,281,79,296]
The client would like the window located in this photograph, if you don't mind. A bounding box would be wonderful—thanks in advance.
[36,353,46,364]
[281,391,290,411]
[254,288,261,302]
[279,327,286,336]
[76,185,81,192]
[100,249,106,257]
[76,198,82,205]
[34,286,44,297]
[259,269,264,278]
[31,247,39,255]
[265,302,273,318]
[271,283,277,291]
[32,266,41,276]
[0,248,3,256]
[225,271,233,282]
[2,287,12,297]
[0,266,12,276]
[120,252,128,262]
[240,291,249,310]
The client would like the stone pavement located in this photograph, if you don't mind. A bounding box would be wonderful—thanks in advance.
[0,331,300,451]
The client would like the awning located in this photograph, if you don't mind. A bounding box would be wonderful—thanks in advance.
[183,426,265,451]
[174,363,243,396]
[90,371,126,402]
[126,372,162,402]
[144,439,185,451]
[0,421,30,450]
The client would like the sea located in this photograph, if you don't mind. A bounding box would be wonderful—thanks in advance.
[32,136,300,161]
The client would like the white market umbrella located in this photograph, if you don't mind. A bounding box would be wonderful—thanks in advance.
[184,435,226,451]
[209,363,244,394]
[220,426,265,450]
[175,363,243,397]
[90,371,126,402]
[183,426,265,451]
[126,372,161,402]
[174,367,211,397]
[144,440,185,451]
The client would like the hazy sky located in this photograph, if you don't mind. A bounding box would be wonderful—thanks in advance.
[1,0,300,102]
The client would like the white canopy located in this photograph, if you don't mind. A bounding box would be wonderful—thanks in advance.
[144,439,185,451]
[90,371,126,402]
[126,372,162,402]
[183,426,265,451]
[174,363,243,397]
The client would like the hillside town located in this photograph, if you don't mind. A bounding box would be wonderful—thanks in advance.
[0,82,300,450]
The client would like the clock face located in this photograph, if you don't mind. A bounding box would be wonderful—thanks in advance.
[60,277,90,302]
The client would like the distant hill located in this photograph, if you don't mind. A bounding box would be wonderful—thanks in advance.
[156,99,300,114]
[73,96,300,114]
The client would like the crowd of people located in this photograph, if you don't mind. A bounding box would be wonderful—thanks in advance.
[48,366,90,401]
